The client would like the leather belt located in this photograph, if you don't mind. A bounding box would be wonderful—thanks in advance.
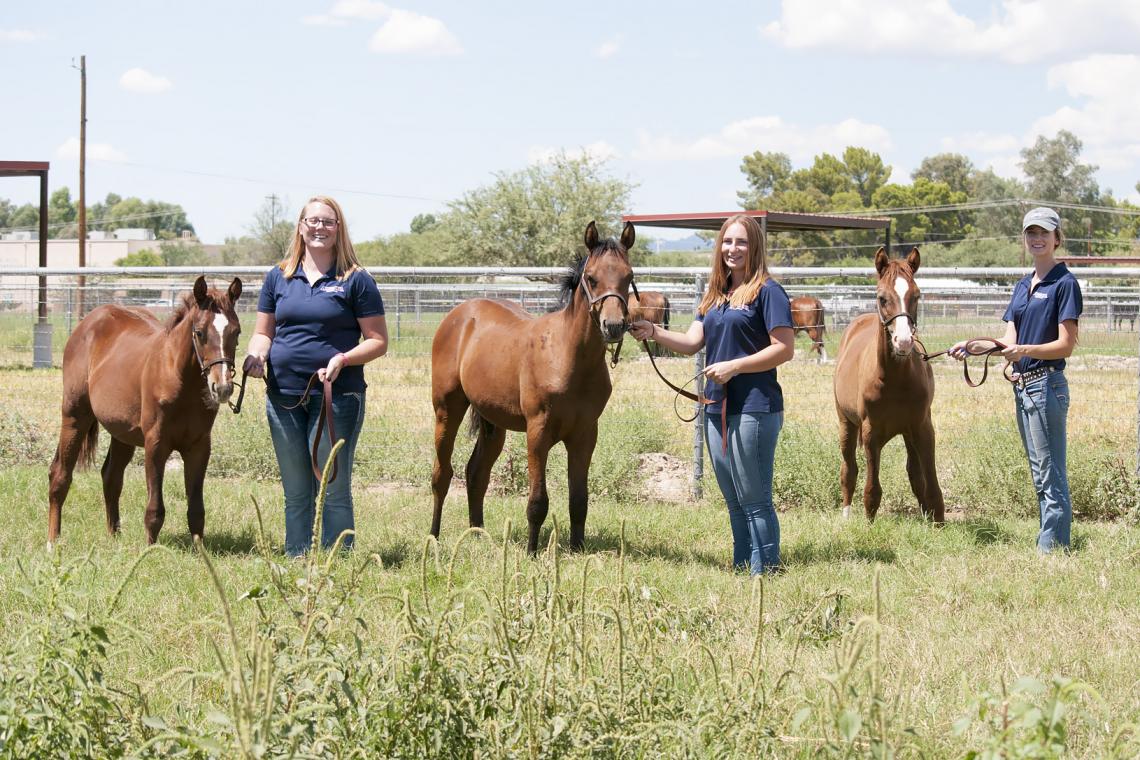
[1012,366,1057,389]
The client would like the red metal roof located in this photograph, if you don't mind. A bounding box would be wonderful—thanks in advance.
[0,161,50,177]
[623,209,891,233]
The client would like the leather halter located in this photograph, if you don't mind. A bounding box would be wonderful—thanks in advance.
[189,321,244,413]
[283,372,340,484]
[578,253,632,367]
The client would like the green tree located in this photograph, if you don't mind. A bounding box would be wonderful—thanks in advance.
[49,187,77,226]
[912,153,975,195]
[843,147,891,206]
[248,195,293,264]
[113,249,164,266]
[1020,130,1100,204]
[737,151,792,208]
[409,213,439,234]
[447,152,640,266]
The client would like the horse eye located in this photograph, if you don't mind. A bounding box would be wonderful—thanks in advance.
[587,276,598,287]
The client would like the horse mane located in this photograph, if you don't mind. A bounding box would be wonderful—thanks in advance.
[555,239,630,310]
[165,287,231,332]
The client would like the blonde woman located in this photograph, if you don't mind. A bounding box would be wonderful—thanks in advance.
[244,196,388,556]
[630,214,794,574]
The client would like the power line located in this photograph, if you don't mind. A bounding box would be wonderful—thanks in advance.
[0,208,186,234]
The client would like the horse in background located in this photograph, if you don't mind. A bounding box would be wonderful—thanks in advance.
[833,246,944,523]
[790,296,827,361]
[628,290,671,357]
[48,276,243,545]
[430,221,635,553]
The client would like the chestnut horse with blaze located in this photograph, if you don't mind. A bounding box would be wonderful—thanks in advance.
[833,247,944,522]
[790,296,826,361]
[48,276,242,545]
[430,222,635,553]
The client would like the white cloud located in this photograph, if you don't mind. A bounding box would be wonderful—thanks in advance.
[595,36,621,59]
[0,28,40,42]
[303,0,390,24]
[528,142,620,164]
[56,138,127,162]
[369,10,461,55]
[761,0,1140,64]
[940,132,1022,155]
[119,68,172,94]
[632,116,892,161]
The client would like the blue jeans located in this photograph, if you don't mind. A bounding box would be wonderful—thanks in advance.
[1013,371,1071,553]
[266,390,365,556]
[705,410,783,574]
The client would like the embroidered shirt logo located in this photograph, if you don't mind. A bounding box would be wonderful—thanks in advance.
[1033,292,1048,300]
[320,284,345,294]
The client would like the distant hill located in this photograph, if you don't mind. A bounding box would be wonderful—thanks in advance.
[648,234,708,252]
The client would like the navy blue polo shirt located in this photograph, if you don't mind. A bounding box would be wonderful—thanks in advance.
[1002,263,1082,373]
[257,265,385,395]
[695,278,793,415]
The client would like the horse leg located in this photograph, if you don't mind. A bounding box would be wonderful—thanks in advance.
[838,417,859,519]
[100,438,135,536]
[524,422,556,555]
[181,440,211,540]
[464,416,506,529]
[48,409,97,544]
[565,424,599,552]
[913,419,945,523]
[862,431,885,521]
[430,394,469,538]
[142,437,172,544]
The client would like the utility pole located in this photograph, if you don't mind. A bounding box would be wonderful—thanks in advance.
[266,193,280,226]
[75,55,87,317]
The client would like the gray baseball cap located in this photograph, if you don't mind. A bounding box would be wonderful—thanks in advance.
[1022,207,1061,231]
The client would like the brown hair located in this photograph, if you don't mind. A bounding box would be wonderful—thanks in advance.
[697,214,772,315]
[280,195,362,281]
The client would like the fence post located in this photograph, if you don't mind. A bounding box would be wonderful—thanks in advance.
[691,274,705,501]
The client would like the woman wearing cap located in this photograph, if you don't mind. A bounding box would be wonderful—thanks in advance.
[949,207,1082,553]
[629,214,795,574]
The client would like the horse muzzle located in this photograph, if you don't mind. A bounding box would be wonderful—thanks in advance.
[600,318,626,343]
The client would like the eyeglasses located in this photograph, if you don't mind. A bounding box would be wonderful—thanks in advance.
[303,217,339,229]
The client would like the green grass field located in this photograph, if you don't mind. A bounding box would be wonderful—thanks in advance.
[1,346,1138,757]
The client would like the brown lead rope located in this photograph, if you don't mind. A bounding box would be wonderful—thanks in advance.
[283,372,340,484]
[640,338,729,455]
[917,336,1015,387]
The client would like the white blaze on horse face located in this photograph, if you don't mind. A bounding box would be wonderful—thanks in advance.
[212,312,229,344]
[890,277,914,352]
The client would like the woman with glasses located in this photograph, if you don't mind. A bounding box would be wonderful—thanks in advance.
[949,207,1082,554]
[243,196,388,556]
[628,214,795,575]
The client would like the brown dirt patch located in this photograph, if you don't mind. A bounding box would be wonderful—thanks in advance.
[637,453,692,503]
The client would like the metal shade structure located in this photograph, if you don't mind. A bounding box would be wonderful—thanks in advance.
[1,160,51,366]
[622,209,892,235]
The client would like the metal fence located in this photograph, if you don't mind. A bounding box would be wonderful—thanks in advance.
[4,266,1139,494]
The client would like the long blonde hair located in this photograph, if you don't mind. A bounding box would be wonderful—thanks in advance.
[279,195,362,281]
[697,214,772,315]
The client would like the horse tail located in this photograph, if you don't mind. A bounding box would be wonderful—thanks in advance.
[76,423,99,470]
[466,407,492,440]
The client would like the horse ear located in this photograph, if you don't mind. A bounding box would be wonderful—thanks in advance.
[906,247,921,274]
[193,275,208,305]
[228,277,243,303]
[620,222,635,251]
[584,221,599,250]
[874,247,889,277]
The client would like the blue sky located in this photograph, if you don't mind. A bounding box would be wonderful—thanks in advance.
[3,0,1140,243]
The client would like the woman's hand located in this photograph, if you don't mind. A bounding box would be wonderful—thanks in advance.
[947,340,970,361]
[628,319,656,341]
[242,353,266,379]
[704,359,740,385]
[1000,343,1030,363]
[318,353,348,383]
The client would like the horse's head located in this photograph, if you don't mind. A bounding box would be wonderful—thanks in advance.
[873,246,921,356]
[580,221,635,343]
[189,276,243,408]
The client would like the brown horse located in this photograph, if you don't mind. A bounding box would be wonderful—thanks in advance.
[790,295,827,361]
[430,221,635,553]
[833,247,944,522]
[48,276,243,545]
[628,290,671,357]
